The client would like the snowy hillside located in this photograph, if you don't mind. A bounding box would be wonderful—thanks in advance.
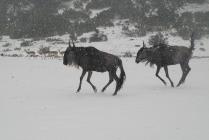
[0,27,209,58]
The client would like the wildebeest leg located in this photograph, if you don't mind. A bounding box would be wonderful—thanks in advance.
[102,72,114,92]
[111,71,120,96]
[177,63,191,87]
[76,70,86,93]
[155,65,167,85]
[164,66,174,87]
[183,64,191,82]
[87,71,97,93]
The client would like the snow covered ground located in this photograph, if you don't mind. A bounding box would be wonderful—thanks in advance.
[1,56,209,140]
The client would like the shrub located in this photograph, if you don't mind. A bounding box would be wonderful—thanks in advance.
[122,24,147,37]
[21,40,33,47]
[135,23,147,37]
[32,37,44,41]
[2,48,12,52]
[199,48,206,52]
[73,0,83,9]
[14,48,21,51]
[38,46,50,55]
[11,54,22,57]
[46,38,63,42]
[123,51,133,57]
[80,37,87,43]
[46,38,65,44]
[52,41,66,45]
[2,43,11,47]
[89,30,108,42]
[89,34,108,42]
[148,32,168,46]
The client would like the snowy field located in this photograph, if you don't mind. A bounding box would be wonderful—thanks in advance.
[1,56,209,140]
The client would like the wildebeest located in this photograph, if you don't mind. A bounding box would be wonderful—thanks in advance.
[135,33,195,87]
[63,41,126,96]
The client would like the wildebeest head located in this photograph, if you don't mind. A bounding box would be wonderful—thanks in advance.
[63,41,76,66]
[135,41,149,63]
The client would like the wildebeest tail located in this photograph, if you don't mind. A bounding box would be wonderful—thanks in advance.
[190,32,195,51]
[118,59,126,91]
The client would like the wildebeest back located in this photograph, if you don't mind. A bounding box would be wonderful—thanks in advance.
[153,46,192,66]
[74,47,119,72]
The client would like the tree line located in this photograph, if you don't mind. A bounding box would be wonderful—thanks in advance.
[0,0,208,39]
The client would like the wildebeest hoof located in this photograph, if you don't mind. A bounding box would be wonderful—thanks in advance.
[101,88,105,92]
[176,83,181,87]
[93,88,97,93]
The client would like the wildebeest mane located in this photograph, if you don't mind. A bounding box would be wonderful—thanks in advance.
[72,47,103,64]
[140,47,161,67]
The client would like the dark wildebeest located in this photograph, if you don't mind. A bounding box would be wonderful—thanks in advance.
[135,33,195,87]
[63,41,126,96]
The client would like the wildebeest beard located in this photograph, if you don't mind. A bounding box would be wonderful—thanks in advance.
[65,52,79,69]
[144,58,155,67]
[139,49,155,67]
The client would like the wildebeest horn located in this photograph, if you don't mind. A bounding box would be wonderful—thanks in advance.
[71,39,76,47]
[143,41,146,48]
[68,40,72,48]
[191,31,195,39]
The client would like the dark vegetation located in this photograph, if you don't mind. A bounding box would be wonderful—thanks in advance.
[89,29,108,42]
[148,33,168,46]
[0,0,208,39]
